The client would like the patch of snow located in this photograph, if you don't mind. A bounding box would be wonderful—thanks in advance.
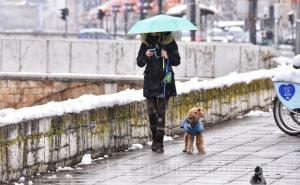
[146,141,152,145]
[47,175,57,179]
[92,157,105,161]
[104,155,109,158]
[272,63,300,84]
[19,177,25,182]
[14,183,24,185]
[236,115,244,119]
[65,174,73,178]
[0,108,15,117]
[0,89,144,125]
[271,56,294,65]
[57,166,74,171]
[79,154,92,165]
[164,135,174,141]
[244,110,271,117]
[128,143,143,150]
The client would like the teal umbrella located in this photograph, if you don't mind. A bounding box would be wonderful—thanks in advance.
[128,14,197,34]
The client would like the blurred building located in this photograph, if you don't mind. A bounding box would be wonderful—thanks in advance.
[0,0,85,33]
[84,0,103,11]
[211,0,237,20]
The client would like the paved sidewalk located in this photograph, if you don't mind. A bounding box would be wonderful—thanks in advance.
[17,115,300,185]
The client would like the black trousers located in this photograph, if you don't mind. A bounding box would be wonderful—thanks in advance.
[146,97,168,149]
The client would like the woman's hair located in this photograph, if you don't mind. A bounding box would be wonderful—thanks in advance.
[162,32,171,36]
[141,32,175,46]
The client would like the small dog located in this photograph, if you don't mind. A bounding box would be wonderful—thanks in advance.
[181,107,206,154]
[250,166,266,185]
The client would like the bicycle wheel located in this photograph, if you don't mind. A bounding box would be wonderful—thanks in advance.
[290,109,300,125]
[273,98,300,136]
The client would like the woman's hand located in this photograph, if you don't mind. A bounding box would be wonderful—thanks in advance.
[146,50,154,57]
[161,49,168,59]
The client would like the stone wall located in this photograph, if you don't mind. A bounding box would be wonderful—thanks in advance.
[0,78,274,183]
[0,73,143,109]
[0,38,277,78]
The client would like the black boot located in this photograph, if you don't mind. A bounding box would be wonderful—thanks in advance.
[150,125,158,152]
[155,128,164,153]
[151,139,158,152]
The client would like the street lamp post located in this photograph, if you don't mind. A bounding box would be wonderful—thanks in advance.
[187,0,196,41]
[140,0,145,20]
[248,0,257,44]
[140,0,153,20]
[274,0,280,49]
[124,3,135,36]
[105,12,110,33]
[112,5,120,39]
[158,0,163,14]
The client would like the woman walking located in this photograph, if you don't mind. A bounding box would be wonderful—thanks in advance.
[136,32,181,153]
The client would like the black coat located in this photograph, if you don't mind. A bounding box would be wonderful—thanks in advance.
[136,33,181,98]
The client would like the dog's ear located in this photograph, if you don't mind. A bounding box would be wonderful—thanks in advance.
[187,110,193,121]
[197,107,205,117]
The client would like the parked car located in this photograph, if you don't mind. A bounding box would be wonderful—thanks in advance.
[180,30,191,42]
[227,26,248,43]
[78,28,111,40]
[206,28,231,43]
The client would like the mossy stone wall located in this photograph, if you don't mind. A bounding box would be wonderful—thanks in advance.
[0,78,274,182]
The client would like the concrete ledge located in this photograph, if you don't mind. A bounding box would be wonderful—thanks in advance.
[0,72,192,82]
[0,78,274,183]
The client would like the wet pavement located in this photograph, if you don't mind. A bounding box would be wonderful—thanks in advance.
[13,115,300,185]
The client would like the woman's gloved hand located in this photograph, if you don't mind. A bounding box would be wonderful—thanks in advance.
[146,49,155,58]
[161,49,168,59]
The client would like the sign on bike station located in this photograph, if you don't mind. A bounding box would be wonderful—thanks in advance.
[274,82,299,109]
[273,81,300,136]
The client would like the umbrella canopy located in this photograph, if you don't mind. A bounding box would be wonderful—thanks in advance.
[128,14,197,34]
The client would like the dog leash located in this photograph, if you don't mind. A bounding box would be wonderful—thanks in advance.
[163,58,171,108]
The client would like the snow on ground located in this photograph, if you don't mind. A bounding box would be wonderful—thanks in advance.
[14,183,24,185]
[128,143,143,150]
[47,175,57,179]
[146,141,152,145]
[92,157,104,162]
[57,166,74,171]
[19,177,25,182]
[163,135,174,141]
[79,154,92,165]
[0,57,297,126]
[244,110,271,117]
[65,174,73,178]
